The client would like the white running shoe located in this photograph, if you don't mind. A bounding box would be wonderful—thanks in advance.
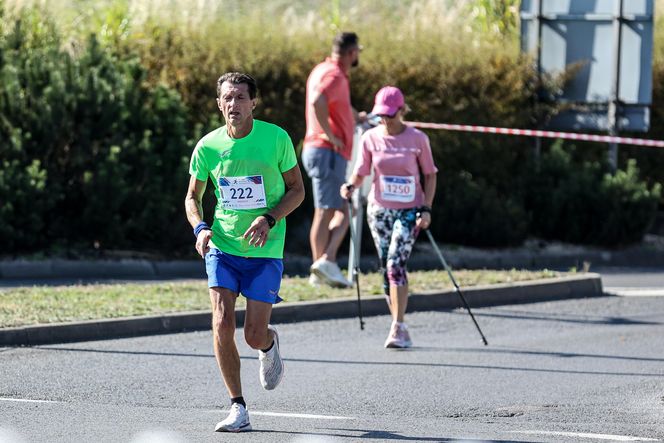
[310,258,351,288]
[259,325,284,390]
[384,322,413,348]
[401,323,413,348]
[215,403,252,432]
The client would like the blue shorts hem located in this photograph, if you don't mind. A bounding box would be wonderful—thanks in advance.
[205,248,283,305]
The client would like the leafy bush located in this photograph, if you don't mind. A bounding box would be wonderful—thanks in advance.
[436,171,529,247]
[524,142,661,246]
[0,7,193,255]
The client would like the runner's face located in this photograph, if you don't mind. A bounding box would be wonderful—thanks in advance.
[217,82,256,128]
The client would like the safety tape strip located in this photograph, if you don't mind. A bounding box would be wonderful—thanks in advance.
[404,121,664,148]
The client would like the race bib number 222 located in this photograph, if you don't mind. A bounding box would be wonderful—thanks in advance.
[219,175,267,210]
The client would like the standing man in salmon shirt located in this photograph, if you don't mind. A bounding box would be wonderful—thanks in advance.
[302,31,365,288]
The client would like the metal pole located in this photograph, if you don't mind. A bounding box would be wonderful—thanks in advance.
[347,191,363,284]
[347,199,365,330]
[347,125,366,284]
[425,230,488,346]
[536,0,543,76]
[608,0,624,173]
[534,0,543,171]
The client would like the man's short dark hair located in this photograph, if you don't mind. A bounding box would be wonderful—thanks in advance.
[217,72,258,99]
[332,32,359,55]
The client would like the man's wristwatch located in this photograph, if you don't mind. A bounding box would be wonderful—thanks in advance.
[344,183,355,192]
[262,213,276,229]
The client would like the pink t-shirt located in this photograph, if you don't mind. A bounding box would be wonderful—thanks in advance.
[354,125,438,209]
[303,58,354,160]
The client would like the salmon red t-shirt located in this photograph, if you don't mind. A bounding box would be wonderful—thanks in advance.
[304,58,354,160]
[354,125,438,209]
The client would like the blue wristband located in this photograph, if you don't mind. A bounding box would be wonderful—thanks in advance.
[194,221,210,238]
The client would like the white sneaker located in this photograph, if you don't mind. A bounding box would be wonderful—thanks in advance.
[384,322,413,349]
[308,273,322,287]
[215,403,252,432]
[310,258,351,288]
[259,325,284,390]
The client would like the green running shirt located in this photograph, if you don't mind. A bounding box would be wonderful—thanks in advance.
[189,120,298,258]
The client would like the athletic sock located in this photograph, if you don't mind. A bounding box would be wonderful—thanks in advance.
[261,340,274,353]
[231,396,246,408]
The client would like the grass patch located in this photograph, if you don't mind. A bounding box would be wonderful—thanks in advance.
[0,269,564,328]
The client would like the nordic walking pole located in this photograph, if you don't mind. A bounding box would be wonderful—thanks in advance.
[347,197,365,330]
[425,229,488,345]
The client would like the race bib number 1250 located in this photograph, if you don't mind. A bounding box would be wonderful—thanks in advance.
[380,175,416,203]
[219,175,267,210]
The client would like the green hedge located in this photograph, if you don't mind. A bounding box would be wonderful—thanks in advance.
[525,142,661,246]
[0,8,194,255]
[0,3,661,256]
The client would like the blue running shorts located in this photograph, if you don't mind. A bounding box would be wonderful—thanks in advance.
[205,248,283,304]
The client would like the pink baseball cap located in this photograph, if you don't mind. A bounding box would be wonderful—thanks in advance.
[371,86,405,116]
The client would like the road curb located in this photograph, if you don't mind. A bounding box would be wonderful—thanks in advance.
[0,273,603,346]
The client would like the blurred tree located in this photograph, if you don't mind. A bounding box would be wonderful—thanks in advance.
[468,0,520,40]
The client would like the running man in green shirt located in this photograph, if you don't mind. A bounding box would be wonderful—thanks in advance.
[185,72,305,433]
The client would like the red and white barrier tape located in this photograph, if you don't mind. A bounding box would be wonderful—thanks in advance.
[404,121,664,149]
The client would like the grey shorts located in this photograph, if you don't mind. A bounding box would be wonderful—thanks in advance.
[302,147,347,209]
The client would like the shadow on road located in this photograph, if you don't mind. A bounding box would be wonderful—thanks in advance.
[251,427,522,442]
[24,345,664,378]
[457,307,663,326]
[445,346,664,363]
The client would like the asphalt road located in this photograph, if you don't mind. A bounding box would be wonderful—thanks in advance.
[1,293,663,443]
[597,267,664,297]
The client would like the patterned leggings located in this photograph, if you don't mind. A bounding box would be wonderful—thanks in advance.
[367,203,420,292]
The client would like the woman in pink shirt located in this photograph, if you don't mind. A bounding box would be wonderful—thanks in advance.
[341,86,438,348]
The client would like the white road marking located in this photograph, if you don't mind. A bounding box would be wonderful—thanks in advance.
[210,409,354,420]
[605,287,664,297]
[251,411,354,420]
[0,397,353,420]
[0,397,59,404]
[515,430,661,441]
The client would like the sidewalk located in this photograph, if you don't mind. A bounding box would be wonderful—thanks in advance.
[1,236,663,281]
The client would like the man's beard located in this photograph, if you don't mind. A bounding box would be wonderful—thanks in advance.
[352,59,359,67]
